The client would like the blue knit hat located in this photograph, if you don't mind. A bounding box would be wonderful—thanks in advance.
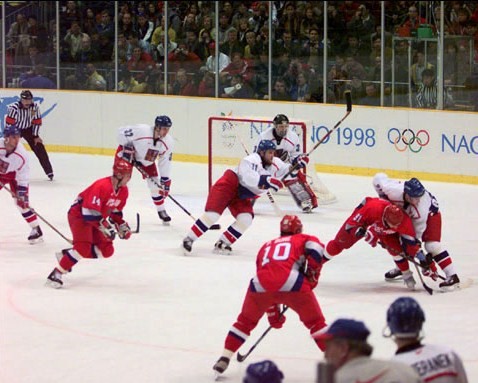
[243,360,284,383]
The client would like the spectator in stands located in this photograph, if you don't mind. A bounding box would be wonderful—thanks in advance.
[82,8,98,36]
[167,40,202,73]
[20,64,56,89]
[385,1,408,34]
[221,74,254,99]
[197,30,213,62]
[360,83,380,106]
[449,7,470,35]
[145,2,160,27]
[216,13,232,44]
[244,30,260,60]
[341,34,370,67]
[277,30,301,59]
[198,70,215,97]
[301,26,324,73]
[151,15,177,48]
[118,70,139,92]
[219,51,255,85]
[184,30,204,61]
[75,34,101,64]
[119,11,137,39]
[97,9,113,38]
[198,15,215,42]
[231,2,252,30]
[342,55,367,80]
[127,46,155,81]
[220,27,244,58]
[270,77,293,101]
[349,76,366,103]
[60,0,81,34]
[172,68,197,96]
[84,63,107,91]
[410,51,435,90]
[278,2,301,42]
[346,4,376,43]
[338,1,360,25]
[299,5,321,42]
[236,17,250,46]
[290,71,310,102]
[397,5,426,37]
[249,2,269,35]
[156,32,178,62]
[201,42,231,74]
[27,15,50,53]
[63,21,89,63]
[17,43,51,68]
[7,13,30,62]
[137,12,154,54]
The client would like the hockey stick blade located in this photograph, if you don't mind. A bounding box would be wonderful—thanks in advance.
[236,306,289,362]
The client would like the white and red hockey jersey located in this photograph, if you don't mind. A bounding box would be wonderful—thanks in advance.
[234,152,291,199]
[0,138,30,188]
[254,127,301,162]
[117,124,174,179]
[373,174,439,238]
[393,343,468,383]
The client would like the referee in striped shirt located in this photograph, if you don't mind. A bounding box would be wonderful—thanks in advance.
[5,90,54,180]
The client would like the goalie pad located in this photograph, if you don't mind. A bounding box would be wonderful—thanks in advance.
[284,175,318,213]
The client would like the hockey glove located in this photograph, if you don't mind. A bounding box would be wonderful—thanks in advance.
[98,218,116,240]
[416,251,438,280]
[364,226,380,247]
[266,304,286,329]
[160,177,171,198]
[16,186,29,209]
[115,220,132,240]
[258,175,283,193]
[291,154,310,170]
[121,145,135,163]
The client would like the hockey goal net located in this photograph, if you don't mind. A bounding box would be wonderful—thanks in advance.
[207,116,336,204]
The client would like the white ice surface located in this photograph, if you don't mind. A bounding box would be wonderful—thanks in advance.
[1,152,477,383]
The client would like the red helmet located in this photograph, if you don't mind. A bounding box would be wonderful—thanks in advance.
[383,204,404,228]
[113,158,133,177]
[280,215,303,235]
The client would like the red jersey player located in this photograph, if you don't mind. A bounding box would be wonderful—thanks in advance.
[45,159,133,288]
[212,215,327,377]
[324,197,421,290]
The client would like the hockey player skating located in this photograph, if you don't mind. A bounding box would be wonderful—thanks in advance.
[373,174,460,290]
[0,125,43,243]
[116,115,174,224]
[182,140,308,255]
[385,296,468,382]
[212,215,327,377]
[314,318,421,383]
[324,197,422,290]
[46,159,133,288]
[5,90,54,180]
[254,114,318,212]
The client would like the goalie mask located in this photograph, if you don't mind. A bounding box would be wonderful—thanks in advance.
[280,215,303,236]
[386,296,425,338]
[273,114,289,138]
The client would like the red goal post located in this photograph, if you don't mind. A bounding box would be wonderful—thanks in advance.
[207,116,308,189]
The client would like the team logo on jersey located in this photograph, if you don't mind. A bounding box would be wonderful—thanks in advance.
[388,128,430,153]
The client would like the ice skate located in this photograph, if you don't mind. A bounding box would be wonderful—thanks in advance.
[213,356,230,376]
[384,268,403,281]
[158,210,171,225]
[45,268,63,289]
[28,226,43,244]
[47,173,54,181]
[214,240,232,255]
[402,270,416,290]
[182,236,193,255]
[301,199,313,213]
[439,274,460,291]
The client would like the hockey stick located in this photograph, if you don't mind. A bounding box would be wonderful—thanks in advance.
[1,181,74,244]
[228,121,282,216]
[282,91,352,181]
[236,306,289,362]
[133,164,221,230]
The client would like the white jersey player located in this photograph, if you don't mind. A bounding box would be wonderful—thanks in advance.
[373,173,460,290]
[254,114,318,213]
[0,125,43,243]
[182,140,307,255]
[117,115,174,224]
[386,297,468,383]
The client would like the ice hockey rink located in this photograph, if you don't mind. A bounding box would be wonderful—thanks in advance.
[1,152,477,383]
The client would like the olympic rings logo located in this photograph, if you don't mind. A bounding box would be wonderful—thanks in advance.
[387,128,430,152]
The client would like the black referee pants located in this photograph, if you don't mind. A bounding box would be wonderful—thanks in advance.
[21,128,54,177]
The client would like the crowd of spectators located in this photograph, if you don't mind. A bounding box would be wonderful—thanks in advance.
[4,1,478,109]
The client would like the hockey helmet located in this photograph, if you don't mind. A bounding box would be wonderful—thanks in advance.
[382,204,403,228]
[372,172,388,198]
[272,114,289,138]
[280,215,303,235]
[113,158,133,177]
[155,115,172,128]
[257,139,276,153]
[3,125,21,137]
[20,90,33,100]
[386,296,425,338]
[404,178,425,198]
[244,360,284,383]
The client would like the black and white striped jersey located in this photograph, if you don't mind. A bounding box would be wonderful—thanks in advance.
[5,101,42,136]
